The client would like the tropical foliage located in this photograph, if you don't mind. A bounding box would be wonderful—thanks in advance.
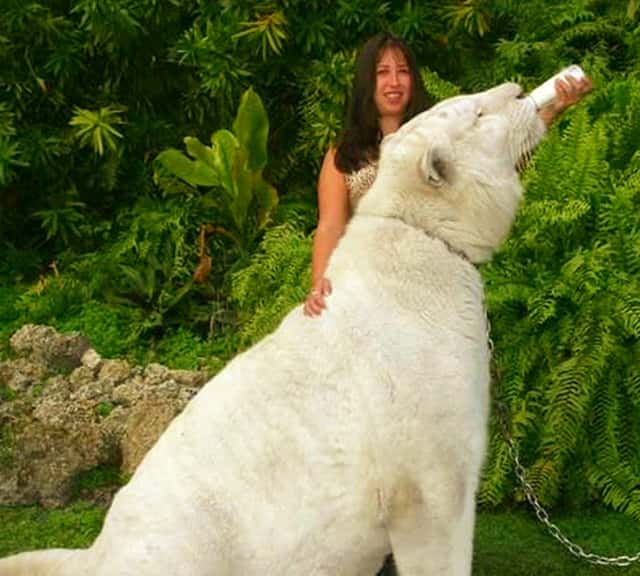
[1,0,640,516]
[480,79,640,518]
[154,88,279,254]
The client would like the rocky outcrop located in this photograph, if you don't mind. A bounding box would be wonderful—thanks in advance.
[0,324,210,508]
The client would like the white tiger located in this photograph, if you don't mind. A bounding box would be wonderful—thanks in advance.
[0,82,546,576]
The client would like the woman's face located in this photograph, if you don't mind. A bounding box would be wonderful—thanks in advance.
[373,47,412,121]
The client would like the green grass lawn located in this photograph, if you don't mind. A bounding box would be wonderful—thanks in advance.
[474,509,640,575]
[1,504,639,574]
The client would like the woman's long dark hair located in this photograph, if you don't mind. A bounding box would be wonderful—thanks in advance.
[335,32,430,174]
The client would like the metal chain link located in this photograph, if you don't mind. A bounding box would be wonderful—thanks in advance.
[488,328,640,568]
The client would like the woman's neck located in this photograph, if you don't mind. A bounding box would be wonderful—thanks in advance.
[379,115,402,136]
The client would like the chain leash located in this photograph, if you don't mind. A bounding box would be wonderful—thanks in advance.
[487,326,640,568]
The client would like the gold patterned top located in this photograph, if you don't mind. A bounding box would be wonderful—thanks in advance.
[345,161,378,210]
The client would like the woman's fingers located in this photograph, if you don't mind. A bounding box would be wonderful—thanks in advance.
[303,277,332,317]
[303,291,327,317]
[554,75,592,109]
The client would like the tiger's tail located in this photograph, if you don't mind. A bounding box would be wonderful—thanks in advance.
[0,548,87,576]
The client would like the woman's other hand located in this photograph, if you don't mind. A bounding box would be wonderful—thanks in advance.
[303,277,332,317]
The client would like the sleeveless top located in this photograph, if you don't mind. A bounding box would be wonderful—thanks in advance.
[345,161,378,210]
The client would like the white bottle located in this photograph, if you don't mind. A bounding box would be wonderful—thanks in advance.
[528,65,586,110]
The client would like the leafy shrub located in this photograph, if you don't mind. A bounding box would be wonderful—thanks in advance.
[58,301,145,360]
[231,223,312,347]
[154,88,279,254]
[480,78,640,519]
[150,327,216,371]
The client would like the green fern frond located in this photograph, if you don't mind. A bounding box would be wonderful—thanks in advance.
[231,223,312,346]
[479,433,513,506]
[618,296,640,337]
[589,463,640,520]
[556,20,624,47]
[624,342,640,407]
[524,458,561,505]
[420,68,460,103]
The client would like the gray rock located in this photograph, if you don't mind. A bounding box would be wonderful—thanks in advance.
[81,348,103,371]
[98,359,131,387]
[0,324,213,508]
[0,358,50,393]
[10,324,91,372]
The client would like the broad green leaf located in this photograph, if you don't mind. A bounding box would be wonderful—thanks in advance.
[211,129,239,197]
[253,179,279,230]
[232,88,268,172]
[154,149,218,187]
[230,165,253,232]
[184,137,216,168]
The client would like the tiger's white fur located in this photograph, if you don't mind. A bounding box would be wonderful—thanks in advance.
[0,82,545,576]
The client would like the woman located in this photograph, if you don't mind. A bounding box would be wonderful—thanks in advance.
[303,32,592,317]
[303,32,429,317]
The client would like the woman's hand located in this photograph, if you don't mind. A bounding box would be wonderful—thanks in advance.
[538,74,593,126]
[555,73,592,109]
[303,277,332,317]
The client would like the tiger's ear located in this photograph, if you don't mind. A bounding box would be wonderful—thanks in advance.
[420,141,454,189]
